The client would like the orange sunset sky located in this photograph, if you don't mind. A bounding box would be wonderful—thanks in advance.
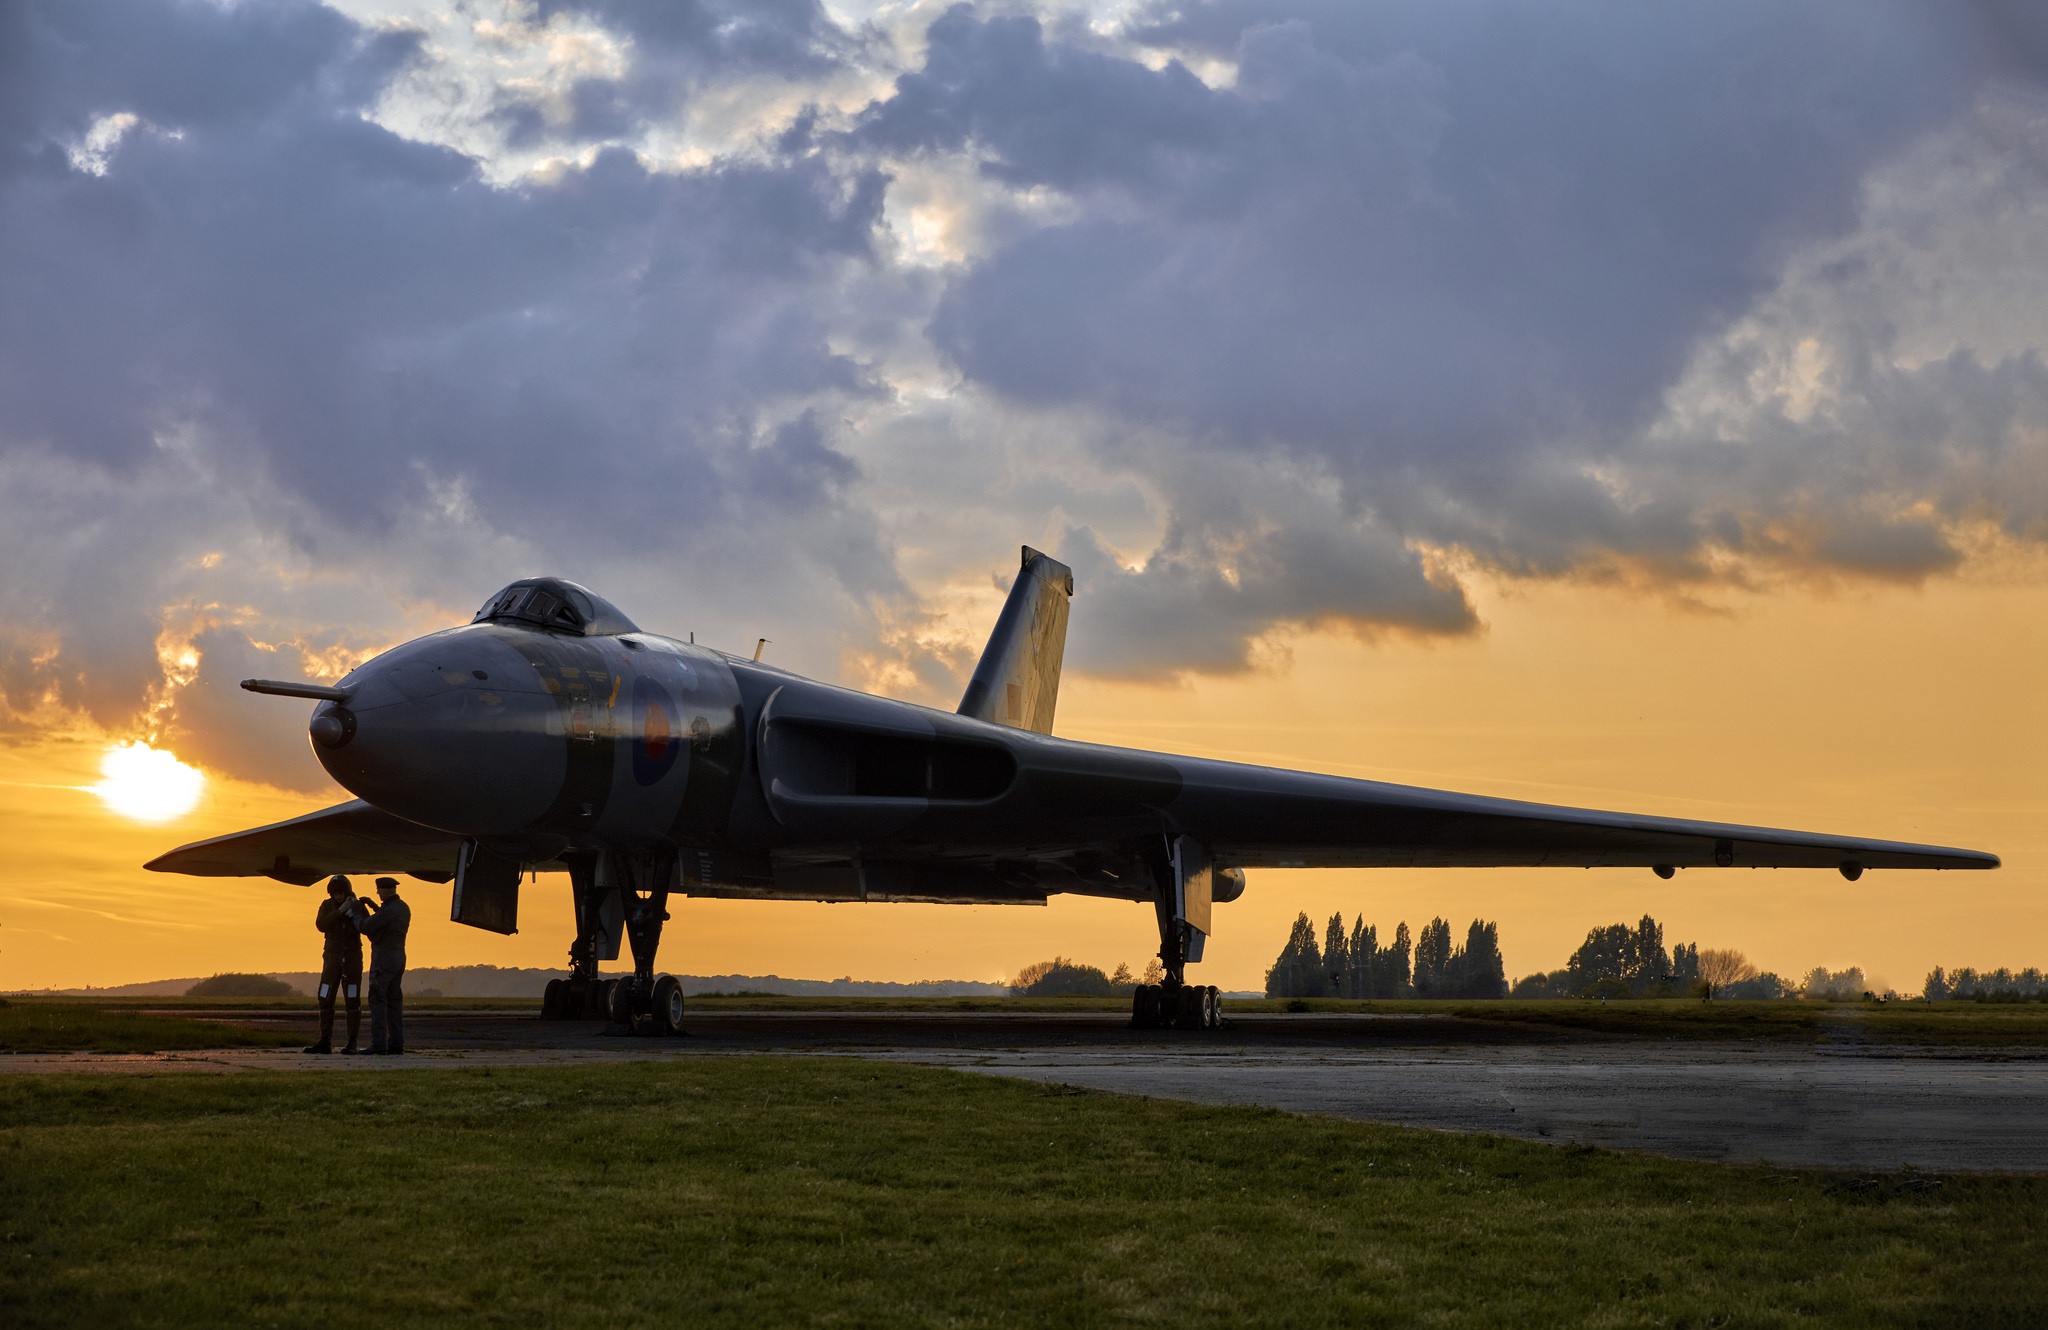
[5,563,2038,994]
[4,2,2045,995]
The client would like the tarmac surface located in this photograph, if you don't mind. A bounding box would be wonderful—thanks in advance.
[10,1007,2048,1173]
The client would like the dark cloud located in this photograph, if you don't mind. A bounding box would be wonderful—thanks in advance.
[1061,516,1475,678]
[3,0,2044,777]
[843,0,2047,631]
[886,1,1976,461]
[507,0,863,154]
[0,0,906,781]
[855,6,1229,191]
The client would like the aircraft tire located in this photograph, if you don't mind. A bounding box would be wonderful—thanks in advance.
[1173,984,1205,1029]
[606,977,637,1025]
[541,978,565,1020]
[1130,984,1159,1028]
[583,980,611,1020]
[651,974,686,1036]
[1204,986,1222,1029]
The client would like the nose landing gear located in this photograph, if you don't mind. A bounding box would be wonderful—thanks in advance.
[541,847,687,1035]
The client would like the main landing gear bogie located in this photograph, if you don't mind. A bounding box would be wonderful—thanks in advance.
[1129,983,1223,1030]
[540,972,687,1036]
[537,847,689,1035]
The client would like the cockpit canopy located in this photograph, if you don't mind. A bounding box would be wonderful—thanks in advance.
[472,578,639,637]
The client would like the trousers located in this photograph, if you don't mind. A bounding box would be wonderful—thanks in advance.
[367,968,405,1052]
[317,955,363,1049]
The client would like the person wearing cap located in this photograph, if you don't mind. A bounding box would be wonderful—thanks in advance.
[304,874,364,1055]
[346,877,412,1055]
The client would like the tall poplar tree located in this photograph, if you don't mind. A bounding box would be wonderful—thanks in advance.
[1634,914,1672,985]
[1349,918,1376,999]
[1385,921,1414,997]
[1413,918,1453,997]
[1459,919,1507,998]
[1265,911,1324,997]
[1323,913,1350,998]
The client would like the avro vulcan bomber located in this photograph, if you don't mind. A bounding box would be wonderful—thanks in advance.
[150,547,1998,1030]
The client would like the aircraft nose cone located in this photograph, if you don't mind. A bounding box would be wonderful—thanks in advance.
[312,632,566,835]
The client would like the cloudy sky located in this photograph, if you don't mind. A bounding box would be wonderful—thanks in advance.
[5,0,2048,989]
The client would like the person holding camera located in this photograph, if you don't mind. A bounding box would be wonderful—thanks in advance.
[345,876,411,1055]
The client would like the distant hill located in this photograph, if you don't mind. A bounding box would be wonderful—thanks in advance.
[187,972,298,997]
[41,965,1009,999]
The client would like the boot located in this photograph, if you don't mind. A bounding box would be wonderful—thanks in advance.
[340,1005,362,1054]
[306,1003,335,1054]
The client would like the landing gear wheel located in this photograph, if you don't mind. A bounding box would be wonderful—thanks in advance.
[651,974,685,1036]
[1131,983,1167,1029]
[1203,986,1222,1029]
[1173,984,1206,1029]
[541,978,565,1021]
[606,976,637,1026]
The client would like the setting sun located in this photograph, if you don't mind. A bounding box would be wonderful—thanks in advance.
[90,741,205,823]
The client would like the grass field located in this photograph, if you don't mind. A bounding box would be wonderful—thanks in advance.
[0,1002,299,1053]
[0,1058,2040,1328]
[48,993,1139,1013]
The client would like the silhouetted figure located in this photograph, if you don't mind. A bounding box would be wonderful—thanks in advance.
[347,877,411,1054]
[304,875,364,1055]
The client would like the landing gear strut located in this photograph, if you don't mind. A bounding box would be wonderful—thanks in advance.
[1130,835,1223,1031]
[540,847,686,1036]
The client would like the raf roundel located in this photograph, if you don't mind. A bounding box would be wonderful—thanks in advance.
[631,677,683,787]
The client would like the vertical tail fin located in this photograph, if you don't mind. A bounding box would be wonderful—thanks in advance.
[958,546,1073,734]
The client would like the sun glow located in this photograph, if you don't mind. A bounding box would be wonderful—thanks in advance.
[90,742,205,822]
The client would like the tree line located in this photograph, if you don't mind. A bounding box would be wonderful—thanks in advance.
[1262,911,1823,1000]
[1511,915,1711,998]
[1265,913,1508,998]
[1008,956,1161,997]
[1925,966,2048,1001]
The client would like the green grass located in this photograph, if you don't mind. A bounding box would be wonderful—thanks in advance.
[8,993,1139,1015]
[13,995,532,1012]
[0,1059,2041,1327]
[0,1002,298,1053]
